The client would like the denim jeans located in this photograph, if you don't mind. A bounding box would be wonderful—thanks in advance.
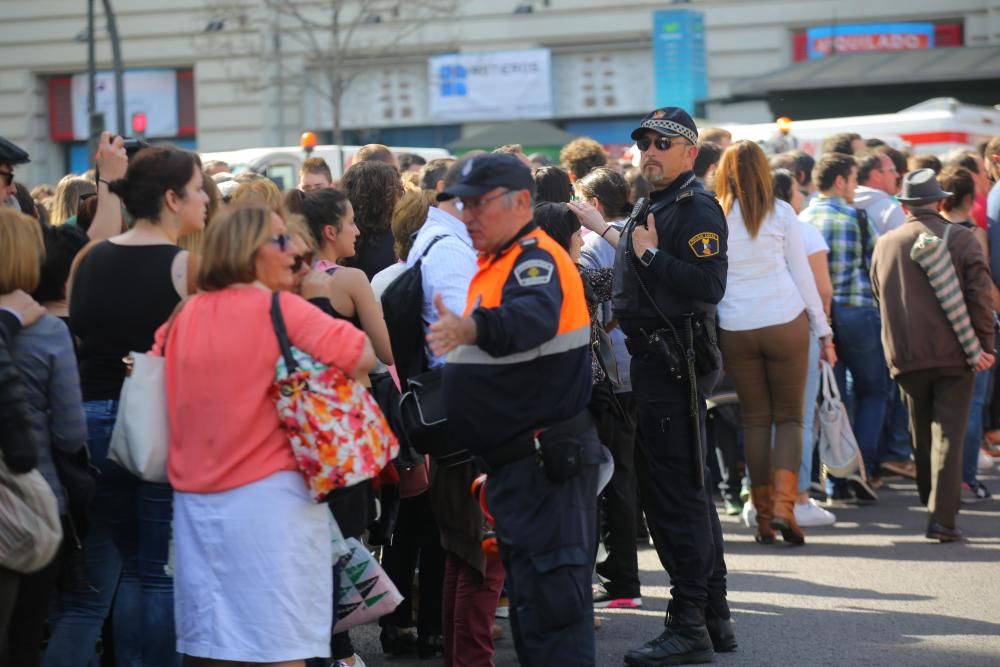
[962,369,991,485]
[44,400,179,667]
[799,334,821,494]
[45,400,123,667]
[877,381,912,466]
[830,303,890,489]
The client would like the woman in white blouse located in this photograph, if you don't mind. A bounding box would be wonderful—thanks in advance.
[715,142,836,546]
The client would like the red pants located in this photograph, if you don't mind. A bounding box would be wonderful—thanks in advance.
[442,553,505,667]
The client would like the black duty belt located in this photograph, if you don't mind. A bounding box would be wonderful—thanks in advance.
[477,411,593,472]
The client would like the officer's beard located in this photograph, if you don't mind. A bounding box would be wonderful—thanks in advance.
[2,195,21,211]
[641,162,676,190]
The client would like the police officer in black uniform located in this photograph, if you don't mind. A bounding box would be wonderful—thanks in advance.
[613,107,736,666]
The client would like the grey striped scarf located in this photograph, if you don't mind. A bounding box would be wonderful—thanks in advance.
[910,224,982,367]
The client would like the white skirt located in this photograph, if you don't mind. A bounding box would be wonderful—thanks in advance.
[173,471,332,661]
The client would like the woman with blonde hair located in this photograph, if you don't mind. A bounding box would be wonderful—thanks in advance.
[0,209,87,665]
[50,175,96,226]
[715,140,836,546]
[160,205,375,666]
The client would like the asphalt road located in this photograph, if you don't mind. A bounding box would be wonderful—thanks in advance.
[350,468,1000,667]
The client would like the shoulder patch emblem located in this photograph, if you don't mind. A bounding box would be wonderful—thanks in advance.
[676,190,695,203]
[688,232,720,258]
[514,259,554,287]
[519,237,538,248]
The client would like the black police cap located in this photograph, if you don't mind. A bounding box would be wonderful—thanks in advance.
[437,153,534,201]
[629,107,699,145]
[0,137,30,165]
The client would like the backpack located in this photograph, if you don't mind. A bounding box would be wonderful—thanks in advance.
[380,235,446,385]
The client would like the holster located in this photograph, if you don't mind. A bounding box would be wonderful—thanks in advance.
[625,330,686,384]
[690,314,721,377]
[476,411,593,483]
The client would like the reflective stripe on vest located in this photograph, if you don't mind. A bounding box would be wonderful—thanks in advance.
[448,228,590,366]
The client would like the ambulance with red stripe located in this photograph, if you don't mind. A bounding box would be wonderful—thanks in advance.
[723,98,1000,157]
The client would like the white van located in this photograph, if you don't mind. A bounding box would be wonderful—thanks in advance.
[199,144,451,190]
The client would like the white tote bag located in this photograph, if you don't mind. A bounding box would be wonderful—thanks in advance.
[108,351,170,483]
[817,361,862,478]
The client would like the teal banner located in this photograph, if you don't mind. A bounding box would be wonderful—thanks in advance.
[652,10,707,114]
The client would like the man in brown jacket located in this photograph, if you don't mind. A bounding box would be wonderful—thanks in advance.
[870,169,995,542]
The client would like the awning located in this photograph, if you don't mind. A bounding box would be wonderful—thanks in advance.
[446,120,578,151]
[730,46,1000,97]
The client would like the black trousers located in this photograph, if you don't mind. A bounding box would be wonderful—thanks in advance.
[632,350,729,625]
[486,427,601,667]
[380,491,446,636]
[594,391,640,599]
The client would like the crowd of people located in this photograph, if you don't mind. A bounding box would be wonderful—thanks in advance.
[0,112,999,667]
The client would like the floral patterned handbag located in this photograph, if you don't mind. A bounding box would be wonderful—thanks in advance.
[269,293,399,502]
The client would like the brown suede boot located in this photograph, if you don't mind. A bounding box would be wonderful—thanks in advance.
[750,485,776,544]
[771,469,805,545]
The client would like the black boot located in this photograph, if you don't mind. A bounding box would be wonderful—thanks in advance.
[704,605,737,653]
[624,602,714,666]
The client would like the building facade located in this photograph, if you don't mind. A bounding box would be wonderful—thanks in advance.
[3,0,1000,184]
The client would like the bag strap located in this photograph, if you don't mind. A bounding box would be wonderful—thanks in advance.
[414,234,448,267]
[856,209,873,274]
[820,360,840,402]
[270,292,299,373]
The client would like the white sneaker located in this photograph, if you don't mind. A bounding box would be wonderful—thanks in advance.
[333,656,367,667]
[794,499,837,527]
[978,448,994,472]
[740,500,756,528]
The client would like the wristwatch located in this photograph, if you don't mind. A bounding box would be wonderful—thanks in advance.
[639,247,659,267]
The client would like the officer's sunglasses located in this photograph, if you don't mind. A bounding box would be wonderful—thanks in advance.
[0,170,13,186]
[636,136,691,152]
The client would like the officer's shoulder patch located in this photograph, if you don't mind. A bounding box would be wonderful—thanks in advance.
[676,190,695,204]
[519,237,538,249]
[514,258,554,287]
[688,231,720,258]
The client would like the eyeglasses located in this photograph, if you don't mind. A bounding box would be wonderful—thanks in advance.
[636,136,691,152]
[291,252,314,273]
[0,171,13,186]
[268,233,291,252]
[456,189,509,213]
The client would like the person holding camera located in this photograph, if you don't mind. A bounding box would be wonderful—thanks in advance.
[612,107,735,666]
[426,153,606,667]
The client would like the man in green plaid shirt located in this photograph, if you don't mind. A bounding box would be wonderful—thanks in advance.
[799,152,886,504]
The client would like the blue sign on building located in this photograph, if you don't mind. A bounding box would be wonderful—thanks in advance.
[652,10,707,114]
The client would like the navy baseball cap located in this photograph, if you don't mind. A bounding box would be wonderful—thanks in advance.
[0,137,30,165]
[630,107,699,145]
[437,153,535,201]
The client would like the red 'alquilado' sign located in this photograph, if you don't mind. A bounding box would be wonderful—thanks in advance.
[811,32,930,56]
[806,23,935,59]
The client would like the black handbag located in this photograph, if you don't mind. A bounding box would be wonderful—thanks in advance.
[398,367,465,460]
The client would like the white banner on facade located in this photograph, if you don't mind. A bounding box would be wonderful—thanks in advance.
[428,49,553,122]
[71,69,179,140]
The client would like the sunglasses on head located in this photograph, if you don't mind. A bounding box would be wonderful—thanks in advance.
[636,136,690,152]
[0,171,13,186]
[268,233,291,252]
[291,252,314,273]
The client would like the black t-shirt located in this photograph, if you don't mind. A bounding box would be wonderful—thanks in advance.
[70,241,182,401]
[354,231,396,282]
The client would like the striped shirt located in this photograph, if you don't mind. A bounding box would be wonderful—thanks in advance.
[9,314,87,513]
[800,195,876,308]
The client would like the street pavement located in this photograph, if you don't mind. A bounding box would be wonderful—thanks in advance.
[351,468,1000,666]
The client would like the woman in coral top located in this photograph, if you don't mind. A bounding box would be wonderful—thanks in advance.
[160,205,375,666]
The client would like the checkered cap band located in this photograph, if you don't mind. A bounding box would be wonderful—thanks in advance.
[641,119,697,145]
